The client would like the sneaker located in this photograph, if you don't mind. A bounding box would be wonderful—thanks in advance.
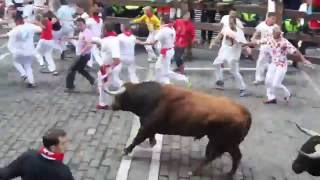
[26,83,37,88]
[52,71,59,76]
[263,99,277,104]
[240,90,251,97]
[284,94,292,103]
[148,58,157,63]
[96,104,109,110]
[253,80,264,85]
[21,75,27,82]
[215,80,224,89]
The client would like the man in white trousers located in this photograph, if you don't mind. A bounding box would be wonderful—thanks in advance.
[55,2,77,60]
[212,14,250,97]
[86,7,103,67]
[91,22,122,110]
[118,24,146,84]
[253,26,312,104]
[251,12,277,85]
[131,6,161,63]
[0,15,43,88]
[147,16,191,86]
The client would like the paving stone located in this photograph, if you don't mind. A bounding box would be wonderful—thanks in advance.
[89,159,100,168]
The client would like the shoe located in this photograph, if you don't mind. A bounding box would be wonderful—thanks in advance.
[263,99,277,104]
[253,80,264,85]
[26,83,37,88]
[240,90,251,97]
[215,80,224,89]
[284,94,292,103]
[52,71,59,76]
[21,75,27,82]
[148,58,157,63]
[96,104,109,110]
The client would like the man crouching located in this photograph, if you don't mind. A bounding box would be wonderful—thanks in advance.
[0,129,74,180]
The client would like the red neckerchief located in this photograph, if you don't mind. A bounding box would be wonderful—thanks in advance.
[39,146,64,162]
[105,31,117,37]
[123,30,132,36]
[92,15,100,23]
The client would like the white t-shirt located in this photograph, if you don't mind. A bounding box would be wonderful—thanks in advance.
[299,3,308,25]
[155,26,175,49]
[118,33,136,58]
[220,15,244,29]
[93,36,120,65]
[255,21,276,49]
[7,23,42,56]
[86,17,103,38]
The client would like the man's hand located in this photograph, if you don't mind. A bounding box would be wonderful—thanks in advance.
[112,59,121,67]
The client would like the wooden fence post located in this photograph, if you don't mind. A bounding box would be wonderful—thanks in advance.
[275,0,284,26]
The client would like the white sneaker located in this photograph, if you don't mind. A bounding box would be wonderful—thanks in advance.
[253,80,264,85]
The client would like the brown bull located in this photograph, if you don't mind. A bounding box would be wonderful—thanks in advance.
[105,81,252,176]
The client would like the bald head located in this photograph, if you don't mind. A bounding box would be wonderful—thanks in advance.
[273,25,282,39]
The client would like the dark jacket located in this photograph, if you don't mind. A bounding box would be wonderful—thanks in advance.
[0,150,74,180]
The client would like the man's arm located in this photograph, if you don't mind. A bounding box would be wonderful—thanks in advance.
[131,15,146,24]
[251,31,261,41]
[135,39,147,45]
[0,151,28,179]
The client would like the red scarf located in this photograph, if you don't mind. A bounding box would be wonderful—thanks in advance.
[105,31,117,37]
[92,15,100,23]
[123,30,132,36]
[39,146,64,161]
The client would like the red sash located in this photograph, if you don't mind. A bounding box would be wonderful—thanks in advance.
[160,48,173,57]
[100,64,111,82]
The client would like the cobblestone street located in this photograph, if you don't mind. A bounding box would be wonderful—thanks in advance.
[1,38,320,180]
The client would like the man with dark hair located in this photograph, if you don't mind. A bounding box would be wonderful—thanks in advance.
[65,17,96,93]
[0,128,74,180]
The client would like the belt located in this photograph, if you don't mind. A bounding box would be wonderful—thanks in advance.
[160,47,173,57]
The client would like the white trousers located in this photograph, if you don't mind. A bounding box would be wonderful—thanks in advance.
[265,63,290,100]
[155,49,188,84]
[213,59,246,90]
[36,39,56,72]
[145,31,160,60]
[255,48,272,82]
[97,64,123,106]
[12,54,35,84]
[121,57,139,84]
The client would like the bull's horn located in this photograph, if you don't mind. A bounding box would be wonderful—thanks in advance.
[103,86,126,95]
[299,148,320,159]
[295,123,320,137]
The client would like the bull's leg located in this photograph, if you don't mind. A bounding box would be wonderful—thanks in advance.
[190,139,223,176]
[149,134,156,147]
[227,145,242,176]
[124,128,153,155]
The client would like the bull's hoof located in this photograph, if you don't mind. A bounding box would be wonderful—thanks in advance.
[149,138,157,147]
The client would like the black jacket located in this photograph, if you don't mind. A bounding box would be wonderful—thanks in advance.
[0,150,74,180]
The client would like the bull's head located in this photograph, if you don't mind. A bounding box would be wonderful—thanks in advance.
[292,123,320,176]
[103,83,133,111]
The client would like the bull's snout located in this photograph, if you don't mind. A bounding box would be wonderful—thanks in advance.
[292,161,304,174]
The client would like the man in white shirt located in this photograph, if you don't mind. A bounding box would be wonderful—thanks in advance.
[22,0,34,23]
[118,24,146,84]
[0,15,43,88]
[86,7,103,67]
[220,7,244,29]
[251,12,277,85]
[147,16,190,86]
[91,22,122,110]
[55,2,77,59]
